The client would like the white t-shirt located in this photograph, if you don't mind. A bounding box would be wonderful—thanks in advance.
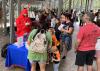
[95,38,100,50]
[58,24,65,31]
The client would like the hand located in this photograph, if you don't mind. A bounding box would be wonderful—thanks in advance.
[61,28,65,32]
[25,23,30,26]
[74,41,78,53]
[24,33,28,36]
[74,46,78,53]
[74,49,77,53]
[27,41,30,46]
[52,58,60,61]
[52,46,58,52]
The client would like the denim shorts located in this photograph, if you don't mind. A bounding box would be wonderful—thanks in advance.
[61,34,72,51]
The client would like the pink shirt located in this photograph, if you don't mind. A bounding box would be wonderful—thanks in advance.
[77,23,100,51]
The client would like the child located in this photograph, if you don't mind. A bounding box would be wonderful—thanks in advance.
[52,46,60,71]
[49,28,60,71]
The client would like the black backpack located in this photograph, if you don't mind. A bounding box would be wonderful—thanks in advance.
[1,43,11,58]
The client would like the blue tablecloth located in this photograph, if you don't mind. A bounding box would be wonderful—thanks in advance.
[5,44,31,71]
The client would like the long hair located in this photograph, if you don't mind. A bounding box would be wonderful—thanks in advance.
[39,12,49,30]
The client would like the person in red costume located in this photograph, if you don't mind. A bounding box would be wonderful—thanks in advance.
[16,8,32,44]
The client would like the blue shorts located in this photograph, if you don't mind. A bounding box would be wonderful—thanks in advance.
[61,35,72,51]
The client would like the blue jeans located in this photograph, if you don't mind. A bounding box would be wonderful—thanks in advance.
[23,33,29,42]
[53,63,60,71]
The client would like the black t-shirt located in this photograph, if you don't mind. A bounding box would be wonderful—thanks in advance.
[62,22,74,35]
[63,22,74,30]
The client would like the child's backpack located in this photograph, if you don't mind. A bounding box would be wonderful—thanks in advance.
[30,29,48,53]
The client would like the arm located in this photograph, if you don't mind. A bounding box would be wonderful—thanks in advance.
[74,39,81,51]
[74,27,84,52]
[25,18,32,26]
[46,32,52,48]
[61,27,73,34]
[27,29,38,45]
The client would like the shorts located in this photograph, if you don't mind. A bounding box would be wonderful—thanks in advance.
[61,35,72,51]
[75,50,95,66]
[29,60,46,65]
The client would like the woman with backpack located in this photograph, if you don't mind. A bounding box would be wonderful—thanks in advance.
[27,27,52,71]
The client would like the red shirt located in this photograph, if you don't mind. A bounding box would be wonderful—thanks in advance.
[16,8,32,37]
[77,23,100,51]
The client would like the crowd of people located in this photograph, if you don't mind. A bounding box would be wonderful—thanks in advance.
[15,8,100,71]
